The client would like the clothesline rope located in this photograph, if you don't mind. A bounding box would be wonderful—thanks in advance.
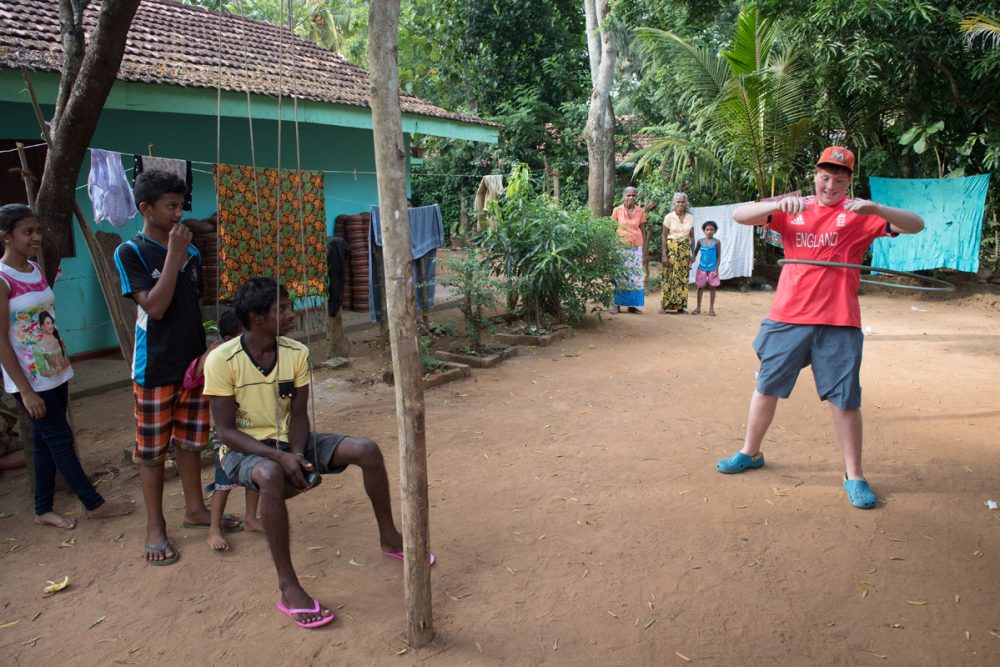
[0,142,47,155]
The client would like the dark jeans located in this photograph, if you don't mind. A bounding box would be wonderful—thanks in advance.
[15,382,104,515]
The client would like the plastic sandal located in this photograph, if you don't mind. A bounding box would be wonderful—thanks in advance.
[843,476,877,509]
[716,451,765,474]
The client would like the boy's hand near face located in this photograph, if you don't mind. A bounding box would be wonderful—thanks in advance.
[167,222,193,256]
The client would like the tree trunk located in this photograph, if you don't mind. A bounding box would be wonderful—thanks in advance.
[367,0,434,648]
[35,0,141,284]
[583,0,617,217]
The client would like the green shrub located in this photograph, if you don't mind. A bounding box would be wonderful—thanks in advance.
[478,164,626,326]
[440,250,497,354]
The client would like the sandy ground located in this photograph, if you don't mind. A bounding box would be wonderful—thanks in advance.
[1,287,999,666]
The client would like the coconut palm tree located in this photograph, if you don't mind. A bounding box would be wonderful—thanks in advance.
[632,5,810,198]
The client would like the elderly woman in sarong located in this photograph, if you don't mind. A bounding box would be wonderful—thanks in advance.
[610,187,648,314]
[660,192,695,313]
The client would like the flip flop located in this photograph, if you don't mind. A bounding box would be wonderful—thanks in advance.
[276,598,335,629]
[145,540,180,566]
[382,550,437,566]
[182,513,244,533]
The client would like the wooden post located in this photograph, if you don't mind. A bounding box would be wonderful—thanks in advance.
[415,258,430,331]
[542,155,551,196]
[459,198,469,236]
[368,0,434,647]
[325,310,350,358]
[21,69,134,364]
[14,143,45,276]
[14,143,37,202]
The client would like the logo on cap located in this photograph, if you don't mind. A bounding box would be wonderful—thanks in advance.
[816,146,855,172]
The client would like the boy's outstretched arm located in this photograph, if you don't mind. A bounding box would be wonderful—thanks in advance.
[733,201,779,226]
[845,200,924,234]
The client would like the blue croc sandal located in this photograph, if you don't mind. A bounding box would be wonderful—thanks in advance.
[716,451,765,474]
[843,476,877,509]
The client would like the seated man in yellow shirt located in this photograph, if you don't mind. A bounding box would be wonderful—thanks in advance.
[203,277,431,630]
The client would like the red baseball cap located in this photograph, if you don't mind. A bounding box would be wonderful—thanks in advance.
[816,146,855,172]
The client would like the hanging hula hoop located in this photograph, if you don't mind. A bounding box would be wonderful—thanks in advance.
[776,259,955,293]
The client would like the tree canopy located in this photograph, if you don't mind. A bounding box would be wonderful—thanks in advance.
[177,0,998,267]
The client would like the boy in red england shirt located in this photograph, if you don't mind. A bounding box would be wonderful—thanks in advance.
[715,147,924,509]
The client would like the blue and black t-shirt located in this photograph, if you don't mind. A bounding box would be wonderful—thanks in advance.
[113,233,207,387]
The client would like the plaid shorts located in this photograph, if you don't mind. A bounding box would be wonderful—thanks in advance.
[132,382,210,465]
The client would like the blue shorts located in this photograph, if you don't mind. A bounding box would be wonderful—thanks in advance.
[753,319,864,409]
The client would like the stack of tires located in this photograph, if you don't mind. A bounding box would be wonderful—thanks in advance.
[334,212,371,312]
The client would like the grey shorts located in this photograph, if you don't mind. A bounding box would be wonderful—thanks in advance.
[220,432,349,491]
[753,319,864,409]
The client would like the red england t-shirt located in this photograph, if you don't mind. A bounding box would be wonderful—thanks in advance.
[766,197,889,328]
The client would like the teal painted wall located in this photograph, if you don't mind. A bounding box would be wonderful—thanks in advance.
[1,100,404,355]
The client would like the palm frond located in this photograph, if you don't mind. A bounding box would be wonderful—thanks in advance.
[629,131,730,190]
[720,4,776,74]
[633,27,730,103]
[960,14,1000,48]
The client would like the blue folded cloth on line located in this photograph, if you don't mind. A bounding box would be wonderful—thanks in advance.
[368,204,444,322]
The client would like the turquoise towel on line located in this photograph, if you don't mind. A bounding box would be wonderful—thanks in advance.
[869,174,990,274]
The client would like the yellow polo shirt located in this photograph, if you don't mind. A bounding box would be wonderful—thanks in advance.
[203,335,311,445]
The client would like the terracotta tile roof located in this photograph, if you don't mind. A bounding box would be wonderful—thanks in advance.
[0,0,494,128]
[616,114,657,163]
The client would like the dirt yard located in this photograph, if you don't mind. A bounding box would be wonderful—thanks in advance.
[1,287,999,666]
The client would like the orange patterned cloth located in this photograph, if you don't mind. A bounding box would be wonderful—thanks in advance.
[214,164,327,300]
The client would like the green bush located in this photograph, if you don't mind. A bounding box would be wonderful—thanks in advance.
[478,164,626,326]
[440,249,497,354]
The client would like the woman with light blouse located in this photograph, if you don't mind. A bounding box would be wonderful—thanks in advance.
[660,192,695,313]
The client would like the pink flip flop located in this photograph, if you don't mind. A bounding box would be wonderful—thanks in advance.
[276,598,335,629]
[382,550,437,566]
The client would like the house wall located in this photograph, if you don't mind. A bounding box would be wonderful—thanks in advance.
[0,100,403,356]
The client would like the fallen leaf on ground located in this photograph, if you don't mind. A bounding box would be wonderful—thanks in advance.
[906,600,928,606]
[348,558,362,567]
[643,619,656,630]
[88,616,105,629]
[59,538,76,548]
[0,512,11,519]
[0,620,20,629]
[675,651,691,662]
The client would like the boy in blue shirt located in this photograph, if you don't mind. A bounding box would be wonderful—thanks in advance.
[114,171,237,564]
